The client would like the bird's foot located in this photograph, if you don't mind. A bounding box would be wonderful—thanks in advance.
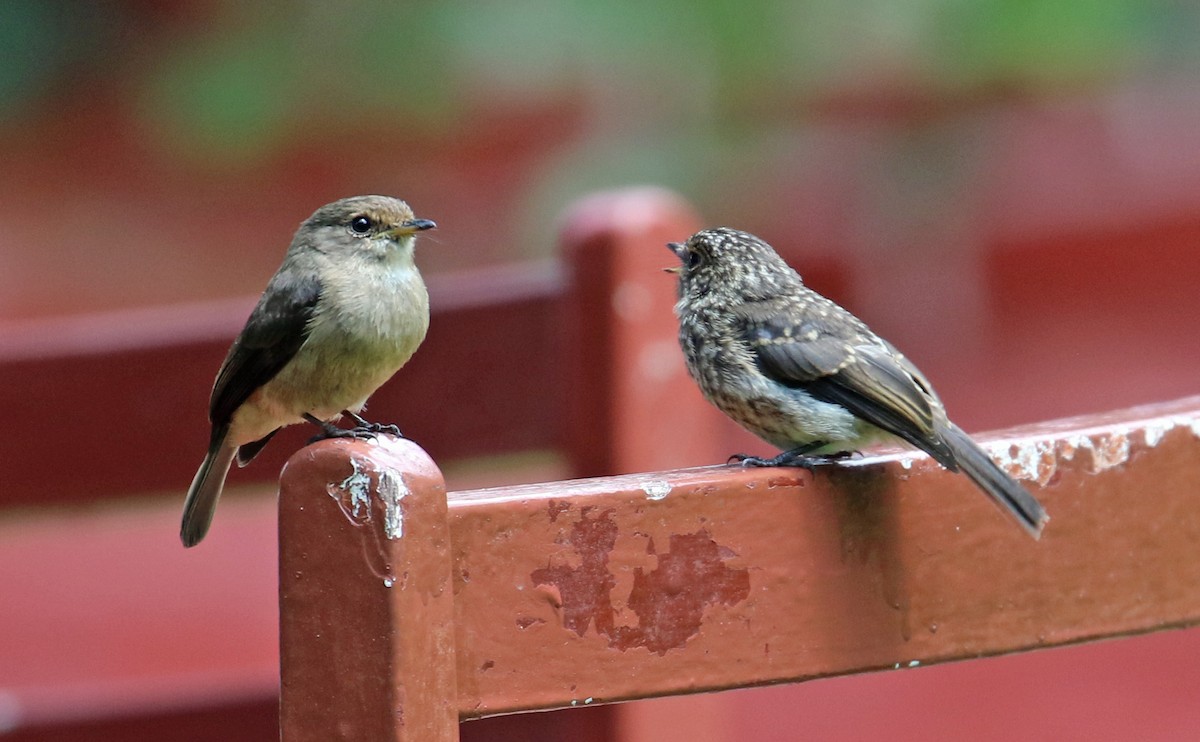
[729,442,853,469]
[303,412,402,443]
[730,451,819,468]
[343,411,403,438]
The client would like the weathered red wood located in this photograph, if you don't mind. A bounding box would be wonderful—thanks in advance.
[279,437,458,742]
[448,397,1200,717]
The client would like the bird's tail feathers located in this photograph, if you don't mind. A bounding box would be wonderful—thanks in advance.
[181,433,237,548]
[940,422,1048,539]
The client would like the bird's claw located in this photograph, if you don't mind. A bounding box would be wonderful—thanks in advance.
[341,411,403,439]
[350,421,403,438]
[728,443,850,469]
[732,451,818,469]
[304,412,404,443]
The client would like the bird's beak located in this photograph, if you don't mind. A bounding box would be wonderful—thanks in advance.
[387,218,437,238]
[664,241,686,274]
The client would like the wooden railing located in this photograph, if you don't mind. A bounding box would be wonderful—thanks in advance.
[278,398,1200,740]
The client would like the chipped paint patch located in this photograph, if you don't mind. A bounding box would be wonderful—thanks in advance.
[849,407,1200,486]
[640,479,672,501]
[377,469,410,540]
[1058,433,1131,474]
[323,455,407,586]
[328,458,374,525]
[612,531,750,654]
[547,499,571,522]
[993,439,1059,487]
[988,410,1200,484]
[326,458,409,540]
[1087,433,1131,472]
[1142,419,1174,447]
[530,508,619,638]
[1139,414,1200,446]
[991,432,1134,485]
[532,510,750,655]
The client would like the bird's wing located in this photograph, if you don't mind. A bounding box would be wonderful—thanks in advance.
[209,269,322,427]
[736,298,956,468]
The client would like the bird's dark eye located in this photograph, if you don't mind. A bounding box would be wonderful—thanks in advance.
[686,249,705,270]
[349,215,372,235]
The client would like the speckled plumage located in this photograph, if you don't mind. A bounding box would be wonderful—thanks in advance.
[181,195,435,547]
[668,227,1047,538]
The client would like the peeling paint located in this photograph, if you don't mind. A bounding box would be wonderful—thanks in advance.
[612,531,750,654]
[323,455,409,588]
[377,470,409,540]
[326,458,409,540]
[1088,433,1131,472]
[547,499,571,522]
[329,458,373,522]
[531,509,750,655]
[530,508,619,638]
[847,409,1200,487]
[1141,415,1200,446]
[640,479,672,501]
[991,428,1141,485]
[993,440,1059,487]
[1143,420,1174,447]
[1058,432,1131,474]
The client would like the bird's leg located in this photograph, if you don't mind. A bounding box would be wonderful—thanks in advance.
[302,408,391,441]
[805,449,858,464]
[304,413,356,442]
[342,410,403,438]
[730,441,846,468]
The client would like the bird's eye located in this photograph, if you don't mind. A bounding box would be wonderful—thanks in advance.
[686,249,705,270]
[349,215,372,235]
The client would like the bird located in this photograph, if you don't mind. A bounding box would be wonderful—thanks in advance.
[666,227,1048,538]
[180,195,436,547]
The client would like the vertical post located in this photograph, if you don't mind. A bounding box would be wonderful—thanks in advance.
[279,437,458,742]
[560,187,729,477]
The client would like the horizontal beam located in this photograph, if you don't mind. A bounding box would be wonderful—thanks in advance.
[0,262,564,507]
[443,396,1200,716]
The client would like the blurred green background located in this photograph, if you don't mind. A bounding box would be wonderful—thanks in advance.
[3,0,1199,318]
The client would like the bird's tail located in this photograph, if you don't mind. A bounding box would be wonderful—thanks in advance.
[940,422,1048,539]
[180,432,237,548]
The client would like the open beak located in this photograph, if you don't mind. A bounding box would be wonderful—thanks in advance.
[387,218,437,238]
[664,241,686,274]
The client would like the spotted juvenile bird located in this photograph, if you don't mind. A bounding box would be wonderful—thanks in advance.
[180,195,436,547]
[667,227,1047,538]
